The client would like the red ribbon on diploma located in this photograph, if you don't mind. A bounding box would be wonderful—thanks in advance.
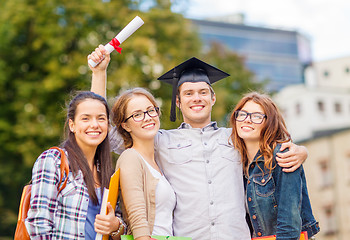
[109,38,122,53]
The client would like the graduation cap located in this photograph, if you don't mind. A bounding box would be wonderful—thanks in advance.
[157,57,230,122]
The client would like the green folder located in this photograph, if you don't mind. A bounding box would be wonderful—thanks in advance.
[121,235,191,240]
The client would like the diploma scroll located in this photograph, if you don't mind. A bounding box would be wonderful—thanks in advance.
[88,16,144,67]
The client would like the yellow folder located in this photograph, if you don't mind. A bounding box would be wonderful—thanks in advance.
[102,169,120,240]
[107,169,120,210]
[252,231,308,240]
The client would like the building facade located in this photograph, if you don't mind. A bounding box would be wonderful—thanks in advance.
[308,56,350,89]
[301,128,350,240]
[274,56,350,142]
[191,18,312,91]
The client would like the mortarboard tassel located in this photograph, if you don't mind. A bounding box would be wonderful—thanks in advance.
[170,69,178,122]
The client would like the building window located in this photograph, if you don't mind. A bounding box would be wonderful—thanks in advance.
[335,102,342,113]
[295,103,301,115]
[319,159,333,188]
[324,70,329,77]
[323,205,337,235]
[317,101,325,112]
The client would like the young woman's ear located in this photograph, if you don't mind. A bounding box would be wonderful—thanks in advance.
[121,122,131,133]
[68,119,75,133]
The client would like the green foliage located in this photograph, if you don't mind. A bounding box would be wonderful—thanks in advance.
[0,0,263,238]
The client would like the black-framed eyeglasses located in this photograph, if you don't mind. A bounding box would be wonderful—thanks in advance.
[234,110,266,124]
[125,107,160,122]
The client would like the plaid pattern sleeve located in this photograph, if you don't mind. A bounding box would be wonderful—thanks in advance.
[25,149,90,240]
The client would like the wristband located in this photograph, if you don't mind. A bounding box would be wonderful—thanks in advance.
[110,218,124,237]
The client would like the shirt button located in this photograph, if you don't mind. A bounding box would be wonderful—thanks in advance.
[177,144,181,147]
[257,232,262,236]
[204,142,207,145]
[208,180,212,184]
[211,222,215,226]
[248,197,252,202]
[206,160,209,163]
[210,201,214,205]
[252,215,257,219]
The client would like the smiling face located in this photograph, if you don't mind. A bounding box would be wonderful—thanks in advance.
[69,99,109,153]
[177,81,216,128]
[236,100,266,144]
[121,95,160,143]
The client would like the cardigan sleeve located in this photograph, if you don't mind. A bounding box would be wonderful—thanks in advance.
[116,149,151,239]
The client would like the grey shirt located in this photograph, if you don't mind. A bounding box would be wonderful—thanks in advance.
[110,122,251,240]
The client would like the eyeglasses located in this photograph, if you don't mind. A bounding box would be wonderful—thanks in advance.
[125,107,160,122]
[234,110,266,124]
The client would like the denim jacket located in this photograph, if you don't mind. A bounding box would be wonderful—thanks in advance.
[244,144,320,240]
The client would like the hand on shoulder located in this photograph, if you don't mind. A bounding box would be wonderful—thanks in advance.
[276,142,308,172]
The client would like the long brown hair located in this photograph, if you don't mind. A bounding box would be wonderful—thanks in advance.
[111,88,159,149]
[230,92,291,176]
[63,91,113,205]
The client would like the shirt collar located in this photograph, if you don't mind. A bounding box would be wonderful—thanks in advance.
[178,121,219,131]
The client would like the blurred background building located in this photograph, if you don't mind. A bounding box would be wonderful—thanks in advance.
[274,56,350,142]
[191,14,312,92]
[300,127,350,240]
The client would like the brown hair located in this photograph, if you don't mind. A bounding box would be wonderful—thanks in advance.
[230,92,291,176]
[63,91,113,205]
[111,88,159,149]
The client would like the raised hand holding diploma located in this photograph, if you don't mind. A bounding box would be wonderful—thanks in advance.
[88,16,144,67]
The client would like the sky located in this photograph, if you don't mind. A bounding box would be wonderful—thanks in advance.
[176,0,350,62]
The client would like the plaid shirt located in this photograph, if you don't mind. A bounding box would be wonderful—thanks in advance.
[25,148,89,239]
[25,148,126,239]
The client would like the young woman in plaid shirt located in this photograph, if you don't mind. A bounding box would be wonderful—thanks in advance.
[25,92,124,240]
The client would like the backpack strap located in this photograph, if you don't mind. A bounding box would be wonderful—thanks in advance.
[49,147,69,194]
